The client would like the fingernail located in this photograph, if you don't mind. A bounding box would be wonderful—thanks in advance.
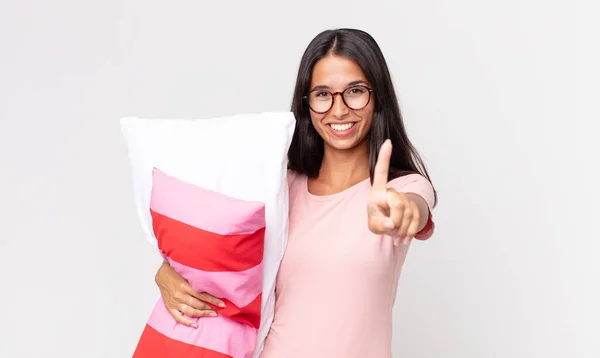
[218,301,226,308]
[402,236,410,245]
[191,323,198,328]
[210,312,218,317]
[383,220,394,229]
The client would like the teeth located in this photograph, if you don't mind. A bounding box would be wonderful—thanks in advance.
[330,123,354,131]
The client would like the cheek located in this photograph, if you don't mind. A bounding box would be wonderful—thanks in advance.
[358,99,375,126]
[360,110,375,130]
[310,113,325,128]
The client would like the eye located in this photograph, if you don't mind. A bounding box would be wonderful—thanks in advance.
[314,91,331,98]
[347,86,366,94]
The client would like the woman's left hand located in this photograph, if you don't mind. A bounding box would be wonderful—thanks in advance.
[367,139,421,246]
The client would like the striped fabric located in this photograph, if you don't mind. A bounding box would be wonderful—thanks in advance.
[133,168,265,358]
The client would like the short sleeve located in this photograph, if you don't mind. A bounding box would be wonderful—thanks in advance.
[287,169,300,189]
[286,169,306,210]
[389,174,436,240]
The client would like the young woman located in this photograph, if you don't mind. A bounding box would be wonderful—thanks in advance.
[154,28,437,357]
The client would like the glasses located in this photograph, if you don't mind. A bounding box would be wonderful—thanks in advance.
[304,85,374,114]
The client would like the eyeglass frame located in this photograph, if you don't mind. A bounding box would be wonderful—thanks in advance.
[303,85,375,114]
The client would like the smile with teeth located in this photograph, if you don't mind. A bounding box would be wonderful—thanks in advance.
[329,123,355,131]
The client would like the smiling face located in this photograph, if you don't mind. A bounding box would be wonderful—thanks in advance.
[309,55,375,152]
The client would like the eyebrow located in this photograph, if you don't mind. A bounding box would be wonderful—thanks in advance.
[310,80,369,91]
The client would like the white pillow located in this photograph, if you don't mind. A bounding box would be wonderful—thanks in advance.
[120,112,295,358]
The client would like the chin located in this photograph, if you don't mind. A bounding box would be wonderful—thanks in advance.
[323,136,367,151]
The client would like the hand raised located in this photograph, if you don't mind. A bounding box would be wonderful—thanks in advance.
[367,140,421,245]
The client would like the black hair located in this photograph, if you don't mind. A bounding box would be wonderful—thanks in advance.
[287,28,437,206]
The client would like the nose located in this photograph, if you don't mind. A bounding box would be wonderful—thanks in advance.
[330,92,349,119]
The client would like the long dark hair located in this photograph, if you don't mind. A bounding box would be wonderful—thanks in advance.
[287,28,437,206]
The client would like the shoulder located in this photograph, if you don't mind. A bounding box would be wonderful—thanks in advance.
[286,169,307,211]
[388,173,432,188]
[287,169,303,187]
[389,173,435,210]
[287,169,307,194]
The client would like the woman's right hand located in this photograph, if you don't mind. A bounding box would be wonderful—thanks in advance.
[155,260,226,328]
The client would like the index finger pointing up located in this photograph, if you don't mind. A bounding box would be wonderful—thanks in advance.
[372,139,392,193]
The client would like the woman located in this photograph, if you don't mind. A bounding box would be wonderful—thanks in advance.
[155,28,437,357]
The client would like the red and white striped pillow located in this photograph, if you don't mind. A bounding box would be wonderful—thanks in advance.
[134,168,265,357]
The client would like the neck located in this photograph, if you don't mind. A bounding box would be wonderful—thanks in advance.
[317,141,370,188]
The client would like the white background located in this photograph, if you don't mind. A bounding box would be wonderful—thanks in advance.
[1,0,598,357]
